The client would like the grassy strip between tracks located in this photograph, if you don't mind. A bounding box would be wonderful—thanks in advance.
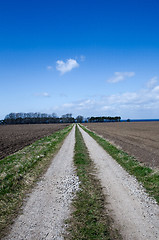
[80,124,159,205]
[66,125,121,240]
[0,124,73,238]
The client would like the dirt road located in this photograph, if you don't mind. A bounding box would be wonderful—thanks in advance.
[79,125,159,240]
[3,126,79,240]
[3,125,159,240]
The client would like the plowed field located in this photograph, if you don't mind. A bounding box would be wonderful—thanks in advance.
[83,122,159,168]
[0,124,69,160]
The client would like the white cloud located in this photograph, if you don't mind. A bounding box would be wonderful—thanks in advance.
[63,103,74,108]
[105,92,139,105]
[56,58,79,74]
[62,99,94,110]
[54,82,159,118]
[102,106,112,110]
[45,77,159,119]
[42,92,50,97]
[108,72,135,83]
[47,66,53,70]
[152,85,159,92]
[35,92,50,97]
[147,76,158,88]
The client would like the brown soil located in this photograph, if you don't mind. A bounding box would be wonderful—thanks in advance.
[0,124,69,160]
[83,122,159,168]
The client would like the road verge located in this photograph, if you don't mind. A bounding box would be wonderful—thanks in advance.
[0,124,72,239]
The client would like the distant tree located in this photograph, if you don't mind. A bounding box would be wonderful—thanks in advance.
[61,113,75,123]
[76,115,84,123]
[4,112,61,124]
[114,116,121,122]
[8,113,16,119]
[88,116,121,123]
[51,113,57,118]
[86,117,90,122]
[3,112,121,124]
[0,120,4,125]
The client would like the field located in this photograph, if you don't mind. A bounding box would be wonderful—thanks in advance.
[1,124,159,239]
[0,123,69,160]
[83,122,159,168]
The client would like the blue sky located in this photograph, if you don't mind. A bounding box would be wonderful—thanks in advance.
[0,0,159,119]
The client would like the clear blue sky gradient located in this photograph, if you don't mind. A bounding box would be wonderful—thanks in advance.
[0,0,159,119]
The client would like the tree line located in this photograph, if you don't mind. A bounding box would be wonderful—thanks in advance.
[88,116,121,122]
[1,112,121,124]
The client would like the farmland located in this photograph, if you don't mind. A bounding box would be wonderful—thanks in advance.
[1,124,159,239]
[83,122,159,168]
[0,123,69,160]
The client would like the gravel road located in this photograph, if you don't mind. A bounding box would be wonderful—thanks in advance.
[79,125,159,240]
[3,124,159,240]
[3,125,79,240]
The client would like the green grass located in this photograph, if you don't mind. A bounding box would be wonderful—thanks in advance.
[80,124,159,204]
[0,124,72,238]
[66,125,121,240]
